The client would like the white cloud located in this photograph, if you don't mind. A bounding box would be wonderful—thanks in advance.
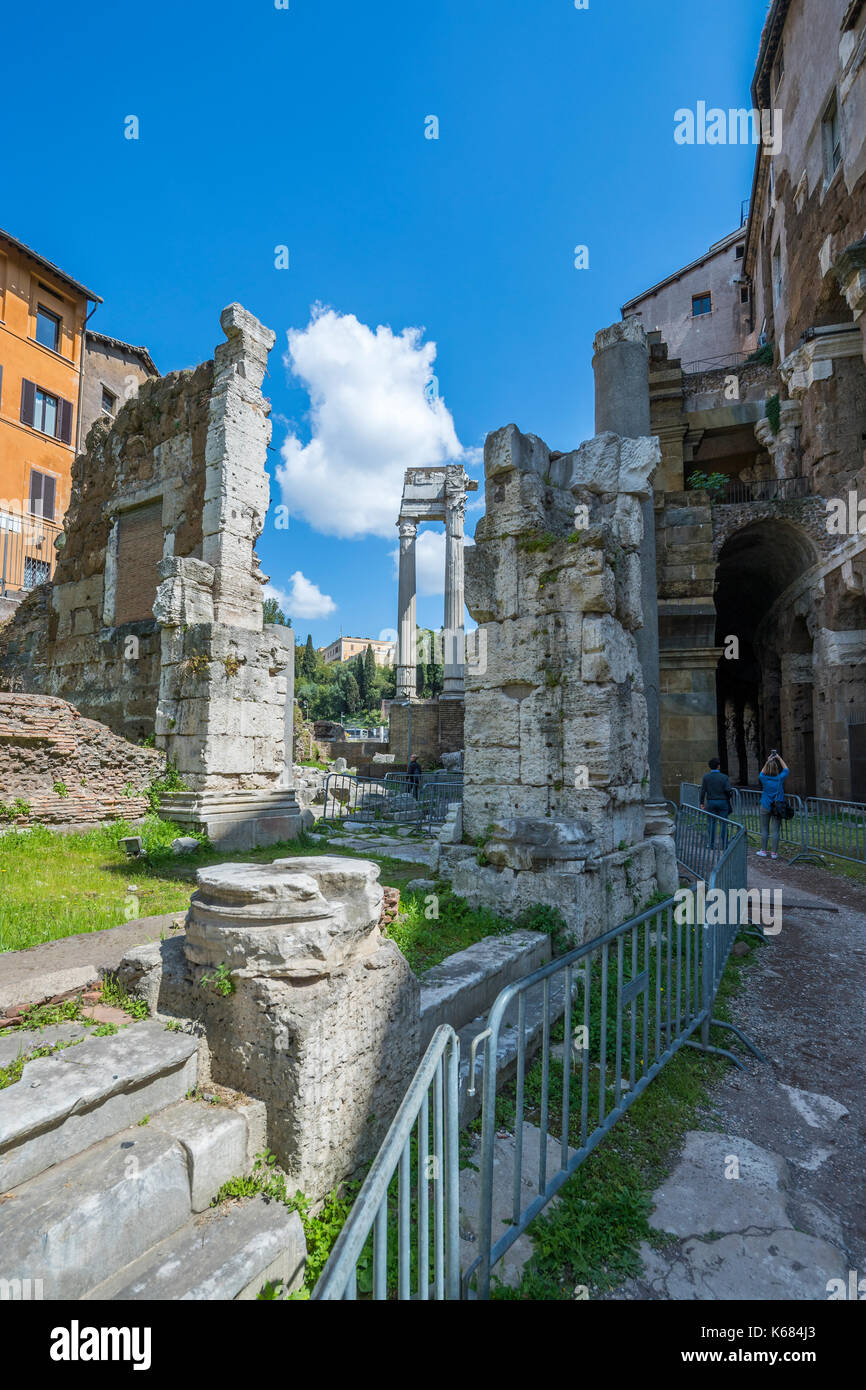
[277,308,467,539]
[264,573,336,621]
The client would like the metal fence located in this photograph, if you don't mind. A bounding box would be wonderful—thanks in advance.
[312,804,761,1300]
[0,511,61,597]
[680,782,866,866]
[311,1025,461,1301]
[320,771,462,830]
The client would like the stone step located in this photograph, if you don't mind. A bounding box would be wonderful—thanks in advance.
[0,1098,256,1300]
[0,1021,199,1191]
[0,1129,195,1300]
[419,930,550,1049]
[84,1196,306,1301]
[458,970,569,1124]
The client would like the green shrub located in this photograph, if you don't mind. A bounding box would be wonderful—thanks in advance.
[686,470,729,502]
[765,393,781,435]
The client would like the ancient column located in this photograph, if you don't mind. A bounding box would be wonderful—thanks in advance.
[396,519,418,699]
[592,317,664,812]
[442,475,466,698]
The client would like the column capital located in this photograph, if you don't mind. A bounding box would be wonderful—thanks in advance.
[398,518,418,540]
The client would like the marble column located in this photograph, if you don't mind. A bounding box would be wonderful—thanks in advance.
[592,317,664,814]
[396,519,418,699]
[442,484,466,697]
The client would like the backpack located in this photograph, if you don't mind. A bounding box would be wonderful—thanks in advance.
[771,793,796,821]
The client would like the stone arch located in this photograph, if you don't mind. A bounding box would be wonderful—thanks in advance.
[714,518,820,789]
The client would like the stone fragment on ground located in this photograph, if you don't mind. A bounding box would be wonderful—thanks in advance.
[613,1129,848,1301]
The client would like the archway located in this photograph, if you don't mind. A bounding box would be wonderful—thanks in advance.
[714,520,818,788]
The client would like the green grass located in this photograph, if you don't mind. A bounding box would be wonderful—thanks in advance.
[0,815,499,968]
[386,883,518,975]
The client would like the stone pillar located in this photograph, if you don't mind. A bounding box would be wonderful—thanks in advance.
[396,519,417,699]
[442,478,466,698]
[593,318,664,813]
[183,856,420,1202]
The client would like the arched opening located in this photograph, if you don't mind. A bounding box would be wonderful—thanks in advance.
[714,520,818,790]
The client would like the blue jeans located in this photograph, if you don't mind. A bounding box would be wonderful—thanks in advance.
[705,800,730,849]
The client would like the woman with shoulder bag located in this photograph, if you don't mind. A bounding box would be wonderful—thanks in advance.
[757,751,790,859]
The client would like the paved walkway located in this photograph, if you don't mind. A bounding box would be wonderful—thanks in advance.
[609,847,865,1299]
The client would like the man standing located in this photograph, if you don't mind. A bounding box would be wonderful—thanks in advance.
[408,754,422,800]
[700,757,733,850]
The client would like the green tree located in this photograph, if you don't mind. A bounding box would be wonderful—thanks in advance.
[363,644,377,708]
[263,597,290,626]
[354,651,368,708]
[303,634,316,678]
[344,672,361,715]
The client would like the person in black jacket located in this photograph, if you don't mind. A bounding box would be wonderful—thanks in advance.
[700,757,733,850]
[408,754,422,799]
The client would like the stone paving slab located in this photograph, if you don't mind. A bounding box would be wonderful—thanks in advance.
[0,914,183,1015]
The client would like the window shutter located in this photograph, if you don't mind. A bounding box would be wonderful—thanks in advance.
[20,378,36,427]
[29,471,42,514]
[43,474,56,521]
[58,397,73,444]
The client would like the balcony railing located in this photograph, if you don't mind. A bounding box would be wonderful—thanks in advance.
[716,476,811,505]
[682,350,753,375]
[0,511,62,597]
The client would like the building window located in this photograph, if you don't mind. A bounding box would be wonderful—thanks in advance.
[19,379,74,443]
[773,242,783,303]
[735,244,745,260]
[23,556,51,589]
[29,469,56,521]
[34,387,58,436]
[34,305,61,353]
[692,293,712,317]
[740,286,750,304]
[773,45,785,93]
[822,94,842,181]
[102,386,117,417]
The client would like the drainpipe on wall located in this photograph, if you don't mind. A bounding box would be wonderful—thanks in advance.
[75,298,100,455]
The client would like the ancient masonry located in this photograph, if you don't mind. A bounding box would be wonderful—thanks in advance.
[117,856,421,1201]
[0,692,162,825]
[0,304,303,849]
[389,464,478,764]
[439,419,677,938]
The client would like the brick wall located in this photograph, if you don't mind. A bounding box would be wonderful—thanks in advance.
[389,699,464,766]
[0,692,164,825]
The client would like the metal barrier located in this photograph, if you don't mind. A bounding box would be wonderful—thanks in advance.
[0,510,61,597]
[312,804,762,1300]
[311,1025,461,1301]
[802,797,866,865]
[682,781,866,866]
[320,772,462,830]
[674,802,735,882]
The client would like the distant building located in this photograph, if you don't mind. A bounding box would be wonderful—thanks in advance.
[80,332,159,448]
[621,0,866,802]
[0,227,102,573]
[622,226,753,373]
[319,636,396,667]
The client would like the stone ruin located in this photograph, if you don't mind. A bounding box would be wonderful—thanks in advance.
[118,855,420,1201]
[438,321,677,938]
[0,304,303,850]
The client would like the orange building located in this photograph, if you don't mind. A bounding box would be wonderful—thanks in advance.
[0,228,101,595]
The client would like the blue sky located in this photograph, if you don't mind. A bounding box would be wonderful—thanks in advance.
[3,0,766,647]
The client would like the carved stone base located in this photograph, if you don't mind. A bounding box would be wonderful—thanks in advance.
[159,789,306,851]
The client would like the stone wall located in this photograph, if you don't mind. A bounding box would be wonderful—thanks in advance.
[0,692,163,825]
[440,423,676,942]
[0,361,213,744]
